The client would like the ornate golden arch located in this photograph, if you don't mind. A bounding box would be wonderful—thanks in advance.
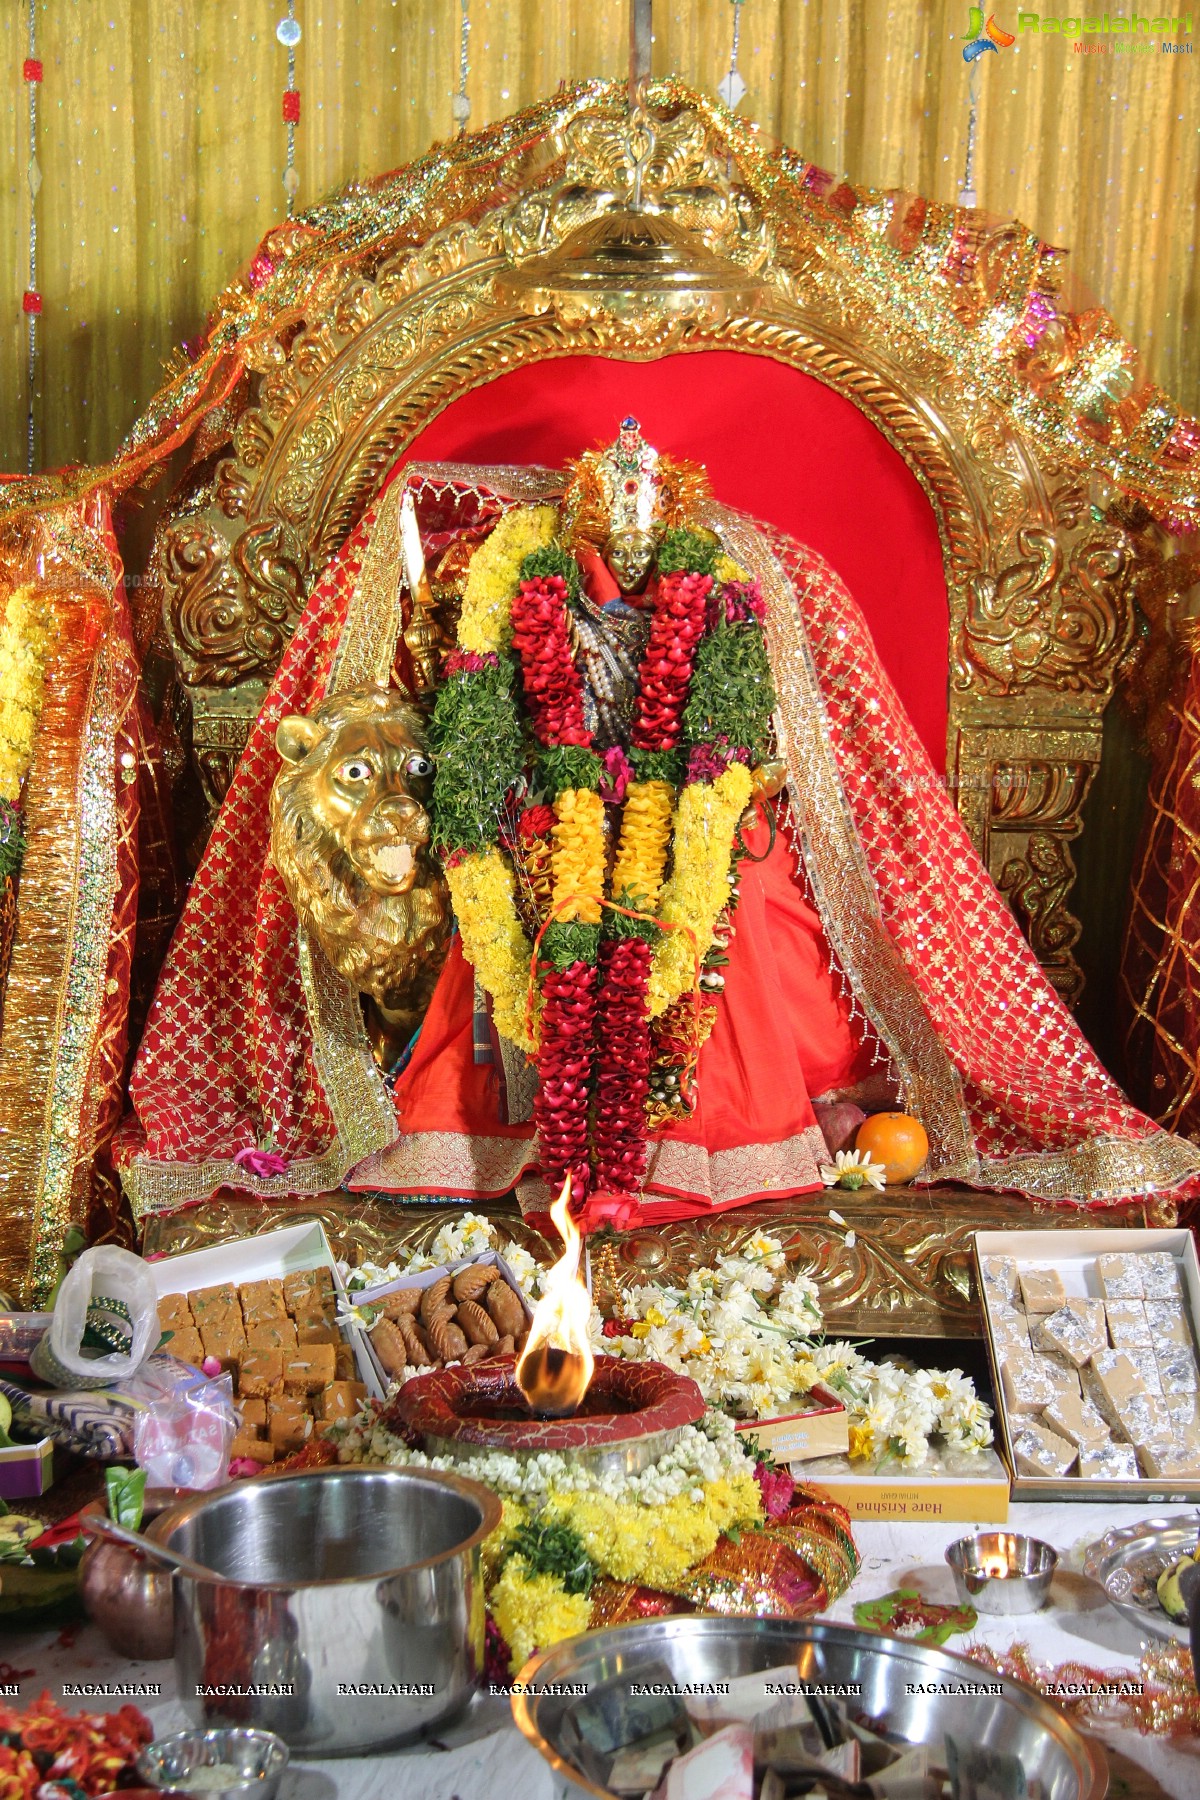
[144,89,1162,1005]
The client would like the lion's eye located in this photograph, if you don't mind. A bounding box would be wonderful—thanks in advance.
[407,754,434,779]
[338,760,372,783]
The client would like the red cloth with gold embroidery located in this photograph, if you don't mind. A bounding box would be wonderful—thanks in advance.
[116,469,1199,1219]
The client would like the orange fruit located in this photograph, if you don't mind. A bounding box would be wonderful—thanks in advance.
[854,1112,929,1185]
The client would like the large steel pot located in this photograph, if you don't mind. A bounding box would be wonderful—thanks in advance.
[148,1465,500,1755]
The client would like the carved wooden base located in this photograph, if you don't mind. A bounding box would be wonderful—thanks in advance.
[139,1186,1171,1339]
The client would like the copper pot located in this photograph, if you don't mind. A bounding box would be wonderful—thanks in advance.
[79,1488,190,1662]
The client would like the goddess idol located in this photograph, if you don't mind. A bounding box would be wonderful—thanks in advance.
[118,422,1200,1227]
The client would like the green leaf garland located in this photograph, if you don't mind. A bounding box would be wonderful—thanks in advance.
[430,660,526,853]
[683,618,776,762]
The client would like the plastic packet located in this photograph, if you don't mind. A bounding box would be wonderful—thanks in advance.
[29,1247,159,1389]
[129,1354,238,1490]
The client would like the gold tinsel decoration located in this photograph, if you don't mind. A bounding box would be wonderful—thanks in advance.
[964,1636,1200,1738]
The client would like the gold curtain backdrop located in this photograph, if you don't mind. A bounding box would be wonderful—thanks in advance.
[1,0,1197,475]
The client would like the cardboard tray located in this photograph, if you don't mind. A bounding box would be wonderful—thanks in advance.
[734,1384,849,1463]
[147,1220,383,1401]
[973,1227,1200,1503]
[353,1249,534,1390]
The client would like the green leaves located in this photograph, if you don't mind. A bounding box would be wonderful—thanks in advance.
[105,1465,147,1532]
[657,527,720,576]
[430,660,526,853]
[537,745,602,800]
[520,543,581,599]
[541,921,602,969]
[683,619,776,763]
[505,1516,597,1596]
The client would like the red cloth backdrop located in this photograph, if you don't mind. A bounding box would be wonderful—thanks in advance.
[403,350,950,767]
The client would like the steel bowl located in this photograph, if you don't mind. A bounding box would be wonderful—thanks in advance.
[511,1616,1107,1800]
[945,1530,1058,1614]
[136,1726,288,1799]
[149,1465,500,1756]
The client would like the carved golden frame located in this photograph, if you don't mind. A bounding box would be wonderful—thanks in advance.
[146,240,1151,1005]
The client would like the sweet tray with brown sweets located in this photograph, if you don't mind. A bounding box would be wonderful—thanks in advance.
[156,1264,368,1466]
[364,1260,531,1382]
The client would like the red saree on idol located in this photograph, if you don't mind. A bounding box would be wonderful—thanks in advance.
[116,462,1200,1225]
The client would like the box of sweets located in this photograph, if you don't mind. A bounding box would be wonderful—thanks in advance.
[974,1227,1200,1502]
[147,1220,383,1468]
[797,1442,1010,1522]
[733,1384,849,1464]
[352,1250,534,1390]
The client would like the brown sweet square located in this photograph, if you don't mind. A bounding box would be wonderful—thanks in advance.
[188,1283,238,1316]
[296,1320,340,1347]
[318,1380,368,1422]
[246,1319,298,1357]
[199,1318,247,1369]
[267,1398,314,1452]
[239,1348,284,1397]
[334,1344,357,1382]
[283,1345,336,1395]
[157,1293,192,1329]
[240,1279,287,1325]
[239,1396,268,1432]
[1018,1269,1067,1315]
[290,1295,337,1329]
[230,1430,274,1465]
[166,1327,205,1368]
[283,1267,331,1306]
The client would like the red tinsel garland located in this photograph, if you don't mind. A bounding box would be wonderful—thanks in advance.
[532,957,597,1197]
[511,574,591,747]
[632,570,713,751]
[592,936,653,1195]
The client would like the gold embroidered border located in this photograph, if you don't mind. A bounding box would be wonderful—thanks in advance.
[351,1127,536,1198]
[0,521,127,1299]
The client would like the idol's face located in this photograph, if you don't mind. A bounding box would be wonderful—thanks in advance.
[605,527,656,593]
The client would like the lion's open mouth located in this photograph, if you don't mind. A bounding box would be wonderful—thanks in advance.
[367,843,416,884]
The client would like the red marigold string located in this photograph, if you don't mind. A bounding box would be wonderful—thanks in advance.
[632,570,712,750]
[510,573,590,747]
[593,937,653,1195]
[533,957,597,1198]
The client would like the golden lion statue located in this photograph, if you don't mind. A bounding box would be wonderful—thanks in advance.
[270,687,452,1063]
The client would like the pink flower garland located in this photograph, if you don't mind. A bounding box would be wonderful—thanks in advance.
[592,937,653,1196]
[631,570,712,751]
[510,574,590,747]
[532,958,597,1198]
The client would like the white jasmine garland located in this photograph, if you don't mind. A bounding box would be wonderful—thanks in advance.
[328,1407,752,1506]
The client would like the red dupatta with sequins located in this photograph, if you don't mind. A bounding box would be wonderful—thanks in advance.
[116,465,1200,1218]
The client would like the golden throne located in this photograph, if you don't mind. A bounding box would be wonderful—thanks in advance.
[7,82,1195,1327]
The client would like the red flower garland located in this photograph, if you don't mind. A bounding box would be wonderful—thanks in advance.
[592,937,653,1195]
[631,570,712,751]
[510,574,590,747]
[532,957,597,1197]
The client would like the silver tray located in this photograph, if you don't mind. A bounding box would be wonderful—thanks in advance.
[511,1616,1107,1800]
[1082,1512,1200,1645]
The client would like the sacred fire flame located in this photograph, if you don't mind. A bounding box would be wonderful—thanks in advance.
[515,1175,596,1417]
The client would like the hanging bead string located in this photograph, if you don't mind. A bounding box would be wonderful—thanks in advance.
[278,3,302,214]
[960,62,980,208]
[718,0,747,110]
[22,0,43,475]
[451,0,471,134]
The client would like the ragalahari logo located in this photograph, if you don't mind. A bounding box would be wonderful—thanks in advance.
[964,8,1018,57]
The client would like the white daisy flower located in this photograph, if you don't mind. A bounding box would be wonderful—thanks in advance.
[821,1150,887,1191]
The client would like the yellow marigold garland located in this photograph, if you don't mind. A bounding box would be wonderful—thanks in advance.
[484,1470,763,1669]
[489,1556,592,1672]
[458,503,558,655]
[445,848,537,1051]
[0,585,56,801]
[550,787,606,924]
[648,761,753,1016]
[610,778,674,909]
